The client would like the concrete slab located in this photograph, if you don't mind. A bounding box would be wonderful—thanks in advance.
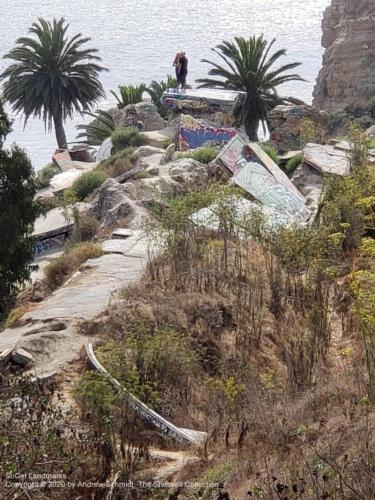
[49,162,98,194]
[34,208,71,240]
[303,143,351,176]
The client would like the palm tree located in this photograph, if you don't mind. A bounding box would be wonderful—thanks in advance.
[147,75,177,118]
[111,84,147,109]
[197,36,304,141]
[1,18,106,149]
[76,109,116,147]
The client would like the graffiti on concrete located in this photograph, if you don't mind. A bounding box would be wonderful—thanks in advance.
[232,162,310,222]
[161,88,244,116]
[179,115,237,150]
[35,234,66,257]
[86,343,207,445]
[217,136,310,222]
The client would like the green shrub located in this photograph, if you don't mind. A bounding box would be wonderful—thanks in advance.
[174,146,218,164]
[36,163,60,189]
[368,139,375,149]
[111,127,146,153]
[260,144,280,165]
[285,153,303,176]
[99,147,138,178]
[70,170,108,201]
[44,242,103,289]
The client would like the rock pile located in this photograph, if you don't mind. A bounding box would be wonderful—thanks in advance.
[267,104,328,153]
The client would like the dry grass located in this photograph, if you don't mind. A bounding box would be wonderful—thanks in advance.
[44,242,103,289]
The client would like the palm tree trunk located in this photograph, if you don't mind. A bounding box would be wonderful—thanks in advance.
[53,113,68,149]
[244,117,259,142]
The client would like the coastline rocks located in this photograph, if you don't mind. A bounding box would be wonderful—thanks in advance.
[88,178,135,227]
[169,158,209,186]
[313,0,375,111]
[120,102,166,131]
[267,104,328,153]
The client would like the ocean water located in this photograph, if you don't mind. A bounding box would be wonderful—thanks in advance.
[0,0,331,169]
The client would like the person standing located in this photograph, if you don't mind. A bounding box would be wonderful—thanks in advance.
[178,51,188,91]
[173,51,188,91]
[173,52,182,82]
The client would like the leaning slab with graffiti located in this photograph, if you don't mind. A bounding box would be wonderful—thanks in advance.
[35,234,66,257]
[179,114,237,150]
[216,136,311,222]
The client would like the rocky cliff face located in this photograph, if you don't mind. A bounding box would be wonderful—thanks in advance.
[313,0,375,111]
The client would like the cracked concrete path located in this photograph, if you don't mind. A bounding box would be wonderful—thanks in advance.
[0,232,151,378]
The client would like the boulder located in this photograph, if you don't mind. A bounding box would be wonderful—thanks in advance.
[141,130,170,148]
[291,164,323,215]
[267,104,328,153]
[160,143,176,165]
[122,102,166,131]
[169,158,209,186]
[88,178,135,227]
[136,145,165,157]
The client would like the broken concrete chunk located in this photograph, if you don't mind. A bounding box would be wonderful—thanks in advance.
[12,348,35,366]
[111,228,134,239]
[303,143,351,176]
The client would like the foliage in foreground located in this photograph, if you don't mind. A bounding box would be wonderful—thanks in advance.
[0,102,41,317]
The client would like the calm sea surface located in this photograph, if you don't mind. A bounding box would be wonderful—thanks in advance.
[0,0,331,169]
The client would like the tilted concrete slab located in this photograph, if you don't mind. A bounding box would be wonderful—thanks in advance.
[303,143,351,176]
[34,208,71,240]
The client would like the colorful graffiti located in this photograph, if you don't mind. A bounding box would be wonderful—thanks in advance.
[35,234,66,257]
[161,89,243,116]
[179,115,237,150]
[217,136,311,222]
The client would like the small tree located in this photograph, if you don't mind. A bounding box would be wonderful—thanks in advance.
[0,103,41,316]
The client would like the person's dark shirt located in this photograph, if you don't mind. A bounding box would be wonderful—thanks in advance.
[179,56,188,75]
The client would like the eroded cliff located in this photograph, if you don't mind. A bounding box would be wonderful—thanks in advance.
[313,0,375,111]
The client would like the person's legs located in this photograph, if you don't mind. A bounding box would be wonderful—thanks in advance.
[181,74,187,91]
